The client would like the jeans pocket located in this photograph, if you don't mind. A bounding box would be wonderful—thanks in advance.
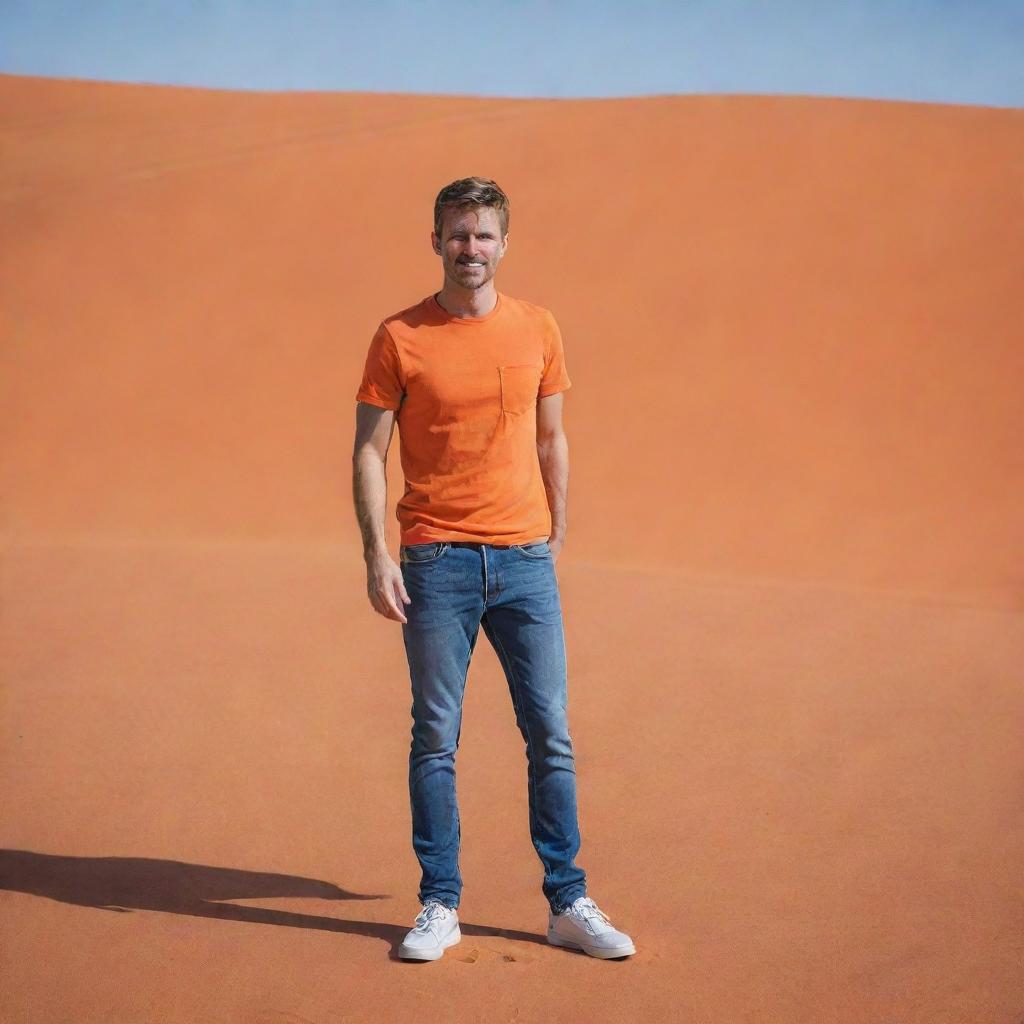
[401,542,449,564]
[511,540,550,559]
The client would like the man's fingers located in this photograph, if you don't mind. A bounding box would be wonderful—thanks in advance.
[371,598,403,623]
[383,588,408,623]
[373,580,407,623]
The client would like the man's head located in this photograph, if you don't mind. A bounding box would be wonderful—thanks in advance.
[431,177,510,293]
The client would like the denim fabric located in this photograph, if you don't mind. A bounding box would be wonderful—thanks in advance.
[399,540,587,915]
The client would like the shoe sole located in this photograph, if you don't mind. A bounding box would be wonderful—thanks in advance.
[398,926,462,961]
[547,928,636,959]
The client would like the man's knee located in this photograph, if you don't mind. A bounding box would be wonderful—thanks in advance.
[410,716,462,756]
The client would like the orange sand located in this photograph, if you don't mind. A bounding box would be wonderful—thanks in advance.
[2,74,1022,1023]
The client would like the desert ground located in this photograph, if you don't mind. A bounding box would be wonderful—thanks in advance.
[2,75,1022,1023]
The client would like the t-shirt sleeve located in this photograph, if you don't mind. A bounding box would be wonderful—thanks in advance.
[539,313,572,397]
[355,322,405,410]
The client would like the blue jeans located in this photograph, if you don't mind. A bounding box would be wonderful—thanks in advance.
[399,540,587,915]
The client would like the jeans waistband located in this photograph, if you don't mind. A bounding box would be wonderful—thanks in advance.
[447,541,515,550]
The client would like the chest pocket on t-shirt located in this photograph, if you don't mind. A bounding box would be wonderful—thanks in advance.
[499,364,542,416]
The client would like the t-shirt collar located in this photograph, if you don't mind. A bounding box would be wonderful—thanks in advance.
[429,291,503,324]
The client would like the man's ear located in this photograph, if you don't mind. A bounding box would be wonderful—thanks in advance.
[431,231,441,255]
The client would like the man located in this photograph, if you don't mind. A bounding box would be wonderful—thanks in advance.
[352,177,635,962]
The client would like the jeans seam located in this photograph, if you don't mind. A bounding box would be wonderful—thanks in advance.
[488,626,541,858]
[403,542,449,565]
[511,543,549,559]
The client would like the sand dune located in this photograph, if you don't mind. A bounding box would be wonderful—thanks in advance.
[2,74,1022,1023]
[4,73,1022,605]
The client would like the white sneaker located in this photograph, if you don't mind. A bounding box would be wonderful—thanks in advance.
[398,900,461,961]
[547,896,636,958]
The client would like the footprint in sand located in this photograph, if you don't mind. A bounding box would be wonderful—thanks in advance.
[452,947,529,964]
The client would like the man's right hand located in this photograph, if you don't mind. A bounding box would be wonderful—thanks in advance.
[366,552,411,623]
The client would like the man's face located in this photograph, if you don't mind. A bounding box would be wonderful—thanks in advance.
[432,205,507,291]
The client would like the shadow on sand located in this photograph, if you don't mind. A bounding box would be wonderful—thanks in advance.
[0,849,551,960]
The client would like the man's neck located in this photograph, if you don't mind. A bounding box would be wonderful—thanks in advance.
[435,283,499,319]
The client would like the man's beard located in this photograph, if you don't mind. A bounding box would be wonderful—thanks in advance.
[451,259,491,286]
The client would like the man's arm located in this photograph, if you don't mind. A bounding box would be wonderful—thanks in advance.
[536,391,569,560]
[352,401,410,622]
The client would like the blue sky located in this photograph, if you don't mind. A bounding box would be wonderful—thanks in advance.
[1,0,1022,107]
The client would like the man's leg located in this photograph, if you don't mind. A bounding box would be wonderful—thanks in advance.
[480,542,587,915]
[400,542,484,910]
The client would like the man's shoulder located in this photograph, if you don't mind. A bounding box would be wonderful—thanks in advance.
[379,291,558,332]
[500,293,558,325]
[381,294,434,331]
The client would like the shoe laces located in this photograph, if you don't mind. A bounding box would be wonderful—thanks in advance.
[566,897,612,927]
[415,901,452,931]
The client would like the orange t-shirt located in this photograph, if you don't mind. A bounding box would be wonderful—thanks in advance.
[355,291,571,546]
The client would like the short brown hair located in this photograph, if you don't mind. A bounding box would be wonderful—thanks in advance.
[433,177,510,239]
